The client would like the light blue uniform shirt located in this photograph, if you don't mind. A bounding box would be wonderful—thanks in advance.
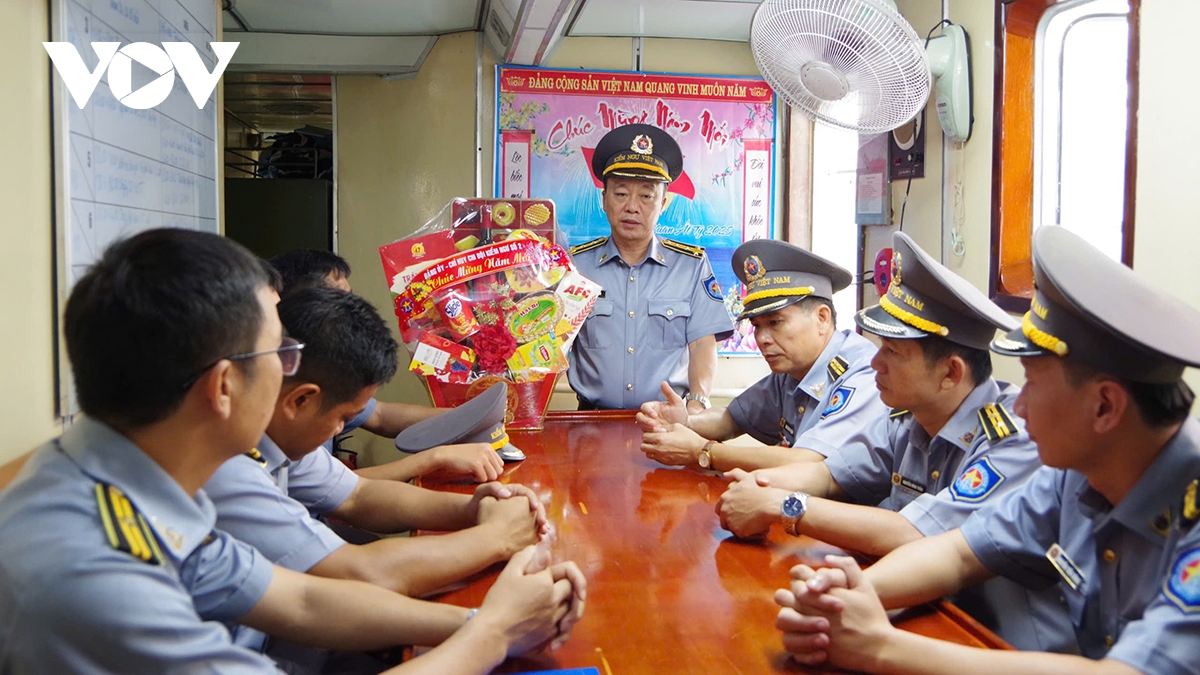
[726,329,885,454]
[568,236,734,409]
[0,416,279,674]
[962,417,1200,673]
[824,379,1076,652]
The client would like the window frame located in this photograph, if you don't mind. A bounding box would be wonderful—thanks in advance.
[988,0,1140,311]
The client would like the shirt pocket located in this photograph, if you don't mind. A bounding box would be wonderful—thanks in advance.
[648,299,691,350]
[579,299,614,349]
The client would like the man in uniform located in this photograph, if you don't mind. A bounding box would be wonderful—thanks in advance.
[777,227,1200,675]
[717,232,1072,652]
[568,123,734,411]
[636,239,886,471]
[0,229,585,674]
[267,250,507,484]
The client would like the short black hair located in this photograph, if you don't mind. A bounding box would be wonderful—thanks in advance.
[64,229,270,428]
[278,287,398,408]
[916,335,993,386]
[796,296,838,328]
[259,257,284,294]
[1063,359,1194,428]
[269,249,351,291]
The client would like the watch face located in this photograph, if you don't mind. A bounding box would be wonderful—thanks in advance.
[698,451,711,468]
[782,494,805,518]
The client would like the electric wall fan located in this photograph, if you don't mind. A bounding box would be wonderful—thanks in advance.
[751,0,972,141]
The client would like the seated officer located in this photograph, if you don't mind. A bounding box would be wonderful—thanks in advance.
[778,227,1200,674]
[205,287,547,606]
[269,249,505,483]
[719,232,1072,652]
[637,239,886,471]
[568,123,734,411]
[0,229,584,674]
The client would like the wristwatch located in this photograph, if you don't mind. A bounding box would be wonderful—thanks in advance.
[781,492,810,536]
[698,440,716,469]
[683,392,711,410]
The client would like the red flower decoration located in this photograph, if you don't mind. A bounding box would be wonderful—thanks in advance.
[473,324,517,374]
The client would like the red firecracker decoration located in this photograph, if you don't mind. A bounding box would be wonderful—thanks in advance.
[473,324,517,374]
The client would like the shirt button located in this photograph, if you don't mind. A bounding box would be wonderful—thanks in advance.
[1103,549,1117,563]
[627,347,634,354]
[931,470,940,480]
[629,276,636,282]
[797,406,805,414]
[626,383,633,390]
[667,309,674,316]
[1104,635,1114,647]
[628,311,635,318]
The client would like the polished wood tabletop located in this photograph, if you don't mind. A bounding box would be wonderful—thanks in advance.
[418,411,1008,674]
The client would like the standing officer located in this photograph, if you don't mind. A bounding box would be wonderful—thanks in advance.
[717,232,1072,652]
[637,239,886,471]
[777,227,1200,675]
[568,124,734,411]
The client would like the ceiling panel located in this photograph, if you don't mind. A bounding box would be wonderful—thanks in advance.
[229,0,481,35]
[570,0,760,41]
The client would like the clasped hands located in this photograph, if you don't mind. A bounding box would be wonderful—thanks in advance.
[774,555,895,671]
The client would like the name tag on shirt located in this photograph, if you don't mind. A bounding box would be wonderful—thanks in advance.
[1046,543,1086,591]
[891,472,926,494]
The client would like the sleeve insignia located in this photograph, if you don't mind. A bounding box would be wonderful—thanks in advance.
[1164,544,1200,613]
[661,238,705,259]
[703,274,723,301]
[977,403,1018,443]
[826,356,850,382]
[569,237,608,256]
[821,386,855,419]
[949,457,1007,503]
[246,447,268,468]
[94,482,165,566]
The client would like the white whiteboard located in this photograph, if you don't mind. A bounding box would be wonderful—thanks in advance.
[51,0,222,414]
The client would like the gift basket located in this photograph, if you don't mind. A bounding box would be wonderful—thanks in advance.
[380,198,600,429]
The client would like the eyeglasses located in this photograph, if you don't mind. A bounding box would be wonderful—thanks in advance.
[180,337,305,390]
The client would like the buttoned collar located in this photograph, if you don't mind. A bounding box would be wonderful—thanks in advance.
[58,415,217,561]
[1079,417,1200,543]
[935,378,1003,451]
[255,433,291,474]
[596,236,668,268]
[794,330,851,400]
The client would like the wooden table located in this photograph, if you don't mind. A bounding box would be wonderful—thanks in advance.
[418,411,1008,673]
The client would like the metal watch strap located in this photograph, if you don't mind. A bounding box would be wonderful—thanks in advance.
[684,392,711,409]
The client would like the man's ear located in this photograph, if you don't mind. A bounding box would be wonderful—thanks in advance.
[941,356,967,390]
[280,382,322,421]
[202,360,236,420]
[1092,379,1130,434]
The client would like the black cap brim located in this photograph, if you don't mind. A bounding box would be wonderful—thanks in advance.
[497,442,526,463]
[854,305,927,340]
[989,326,1047,357]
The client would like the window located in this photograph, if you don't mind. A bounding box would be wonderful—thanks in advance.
[990,0,1138,310]
[811,123,861,333]
[1035,0,1130,262]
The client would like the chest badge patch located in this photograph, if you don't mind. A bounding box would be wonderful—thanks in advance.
[950,457,1006,503]
[703,274,723,301]
[891,472,926,494]
[1165,545,1200,613]
[821,386,855,419]
[1046,543,1086,591]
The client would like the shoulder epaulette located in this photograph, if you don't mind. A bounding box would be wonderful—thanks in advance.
[827,356,850,381]
[661,238,705,258]
[94,482,164,566]
[1182,479,1200,530]
[977,403,1018,443]
[889,409,910,419]
[246,447,267,468]
[569,237,607,256]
